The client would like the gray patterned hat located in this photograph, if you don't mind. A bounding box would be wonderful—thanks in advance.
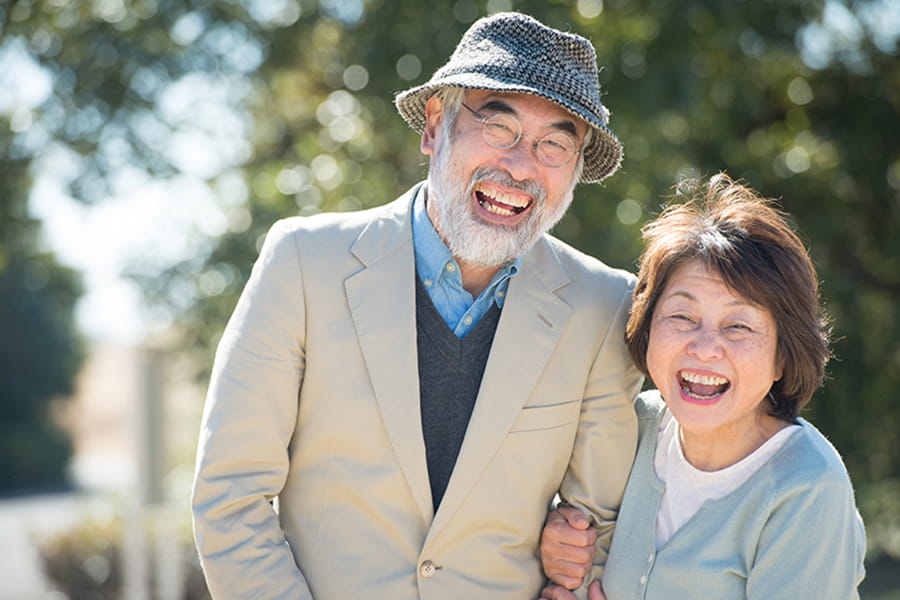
[394,12,622,183]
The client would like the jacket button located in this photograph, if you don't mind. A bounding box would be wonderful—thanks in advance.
[419,560,437,578]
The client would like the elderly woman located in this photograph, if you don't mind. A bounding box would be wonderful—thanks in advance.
[540,174,866,600]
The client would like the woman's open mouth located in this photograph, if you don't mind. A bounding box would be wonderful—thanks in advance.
[678,370,731,401]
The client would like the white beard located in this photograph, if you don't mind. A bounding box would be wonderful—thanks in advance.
[427,137,575,268]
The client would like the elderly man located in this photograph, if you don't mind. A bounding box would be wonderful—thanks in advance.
[192,11,642,600]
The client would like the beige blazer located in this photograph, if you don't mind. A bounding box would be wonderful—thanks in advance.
[192,183,642,600]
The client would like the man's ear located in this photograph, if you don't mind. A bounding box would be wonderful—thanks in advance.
[421,95,444,156]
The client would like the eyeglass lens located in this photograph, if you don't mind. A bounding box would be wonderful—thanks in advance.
[481,113,577,167]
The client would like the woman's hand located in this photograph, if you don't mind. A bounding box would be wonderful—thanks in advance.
[540,506,598,589]
[540,580,607,600]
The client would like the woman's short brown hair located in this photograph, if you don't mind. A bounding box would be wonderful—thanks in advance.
[625,173,831,421]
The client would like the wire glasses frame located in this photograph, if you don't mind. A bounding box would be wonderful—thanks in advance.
[460,103,581,168]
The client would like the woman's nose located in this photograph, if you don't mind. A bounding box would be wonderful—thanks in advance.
[686,327,724,361]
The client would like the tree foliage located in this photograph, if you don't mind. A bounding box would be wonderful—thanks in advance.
[3,0,898,556]
[0,155,82,491]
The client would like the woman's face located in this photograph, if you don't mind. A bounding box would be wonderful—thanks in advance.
[647,260,783,453]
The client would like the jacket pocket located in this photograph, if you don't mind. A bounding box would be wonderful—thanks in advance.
[509,400,578,433]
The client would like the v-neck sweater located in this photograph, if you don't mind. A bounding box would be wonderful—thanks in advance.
[415,273,501,512]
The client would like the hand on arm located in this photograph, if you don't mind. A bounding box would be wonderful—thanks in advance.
[541,506,598,589]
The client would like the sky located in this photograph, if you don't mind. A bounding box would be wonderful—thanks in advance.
[2,38,247,344]
[30,172,229,343]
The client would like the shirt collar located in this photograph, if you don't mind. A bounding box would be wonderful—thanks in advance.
[411,186,521,304]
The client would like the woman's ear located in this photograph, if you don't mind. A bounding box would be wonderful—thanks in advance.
[421,95,444,156]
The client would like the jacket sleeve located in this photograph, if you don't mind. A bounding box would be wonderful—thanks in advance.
[746,467,867,600]
[191,219,314,599]
[558,274,643,599]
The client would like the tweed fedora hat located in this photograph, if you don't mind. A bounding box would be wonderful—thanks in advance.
[394,12,622,183]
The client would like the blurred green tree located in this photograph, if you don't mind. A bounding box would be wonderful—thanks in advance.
[0,0,298,490]
[0,157,82,491]
[3,0,898,564]
[0,0,263,491]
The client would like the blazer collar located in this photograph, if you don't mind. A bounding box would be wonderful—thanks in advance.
[349,183,421,266]
[428,236,574,538]
[347,182,575,530]
[346,183,434,522]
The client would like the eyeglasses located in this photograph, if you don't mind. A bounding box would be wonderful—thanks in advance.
[460,103,581,168]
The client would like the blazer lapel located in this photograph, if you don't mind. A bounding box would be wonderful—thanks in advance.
[428,238,573,537]
[345,187,434,524]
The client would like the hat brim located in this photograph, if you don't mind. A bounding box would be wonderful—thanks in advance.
[395,79,623,183]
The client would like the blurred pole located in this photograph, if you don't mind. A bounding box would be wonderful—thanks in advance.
[155,503,182,600]
[137,348,165,508]
[123,498,149,600]
[122,347,183,600]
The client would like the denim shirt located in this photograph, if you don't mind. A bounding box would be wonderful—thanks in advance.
[412,188,520,338]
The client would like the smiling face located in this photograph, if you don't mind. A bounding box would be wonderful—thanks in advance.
[647,260,785,466]
[421,89,585,267]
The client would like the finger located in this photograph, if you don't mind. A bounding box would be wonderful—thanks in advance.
[588,579,608,600]
[544,558,590,588]
[557,505,591,530]
[545,509,567,527]
[547,572,583,591]
[544,545,595,568]
[541,584,579,600]
[542,512,597,549]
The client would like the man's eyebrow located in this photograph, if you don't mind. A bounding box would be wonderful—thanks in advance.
[477,99,579,138]
[551,119,579,138]
[478,99,516,114]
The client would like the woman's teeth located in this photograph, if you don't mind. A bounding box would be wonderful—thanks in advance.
[681,371,728,386]
[679,370,730,399]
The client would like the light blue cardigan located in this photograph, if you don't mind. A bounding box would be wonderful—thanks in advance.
[602,391,867,599]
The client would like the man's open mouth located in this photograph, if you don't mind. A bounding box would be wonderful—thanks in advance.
[475,184,532,217]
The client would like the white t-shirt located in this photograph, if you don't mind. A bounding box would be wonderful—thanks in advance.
[653,412,800,549]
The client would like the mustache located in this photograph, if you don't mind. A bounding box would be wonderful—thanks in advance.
[469,167,547,205]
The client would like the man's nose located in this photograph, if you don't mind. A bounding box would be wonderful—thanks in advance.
[496,138,543,182]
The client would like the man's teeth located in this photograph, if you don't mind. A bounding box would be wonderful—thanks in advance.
[680,371,728,386]
[483,201,517,216]
[477,187,529,216]
[487,190,528,209]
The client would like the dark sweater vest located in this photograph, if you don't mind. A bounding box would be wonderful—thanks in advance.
[415,274,501,512]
